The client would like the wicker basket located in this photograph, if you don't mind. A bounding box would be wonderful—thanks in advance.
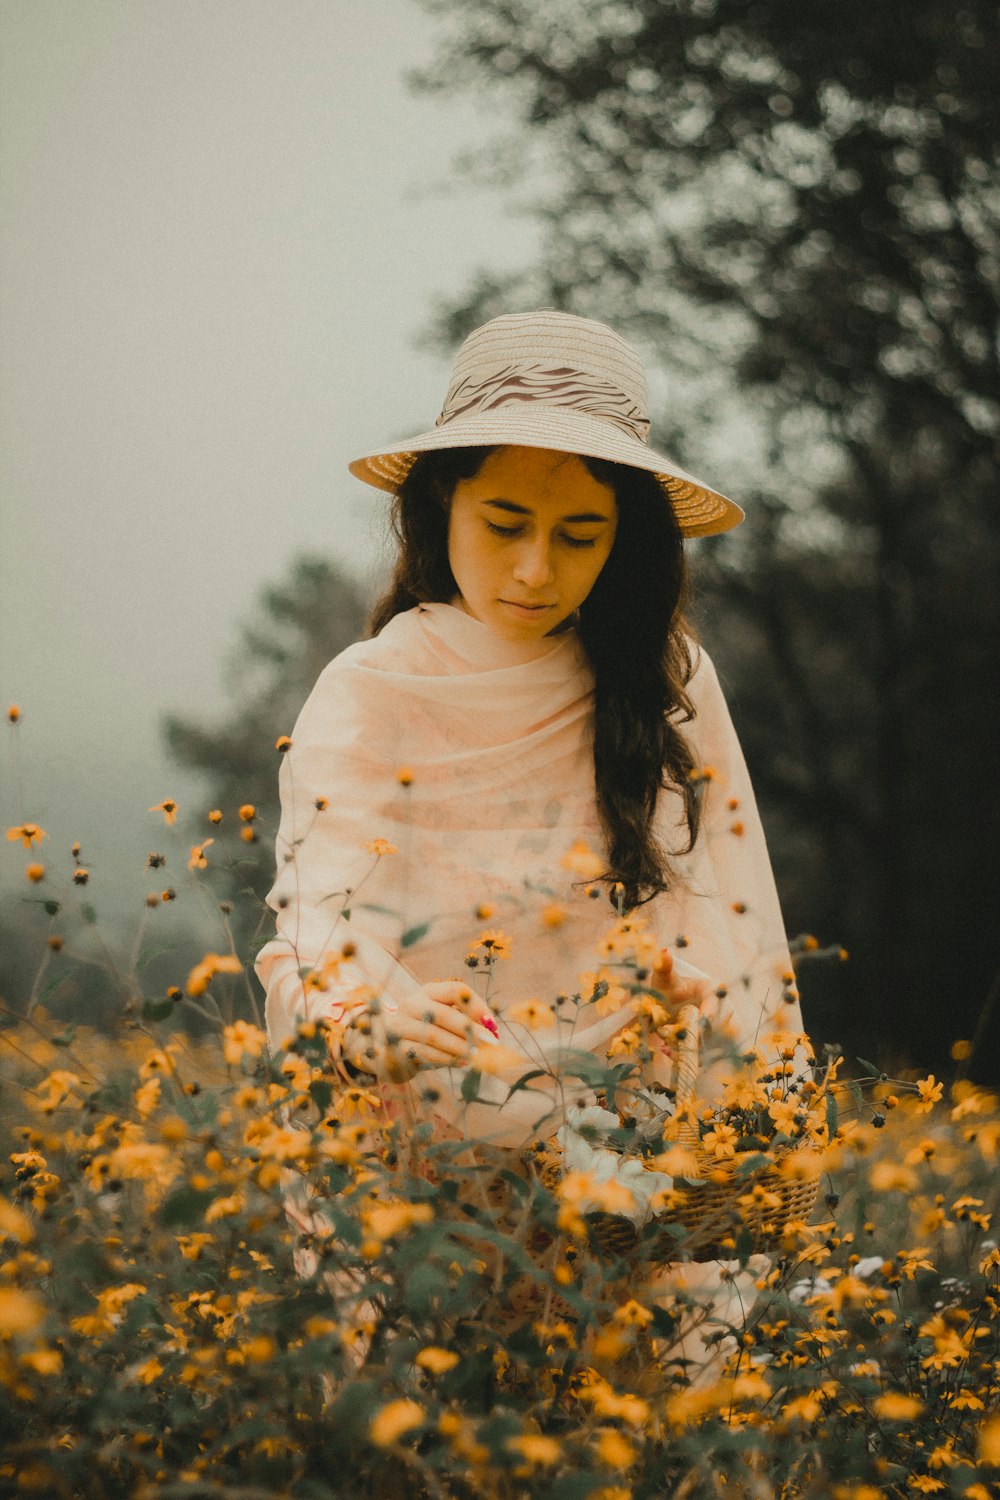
[585,1003,822,1264]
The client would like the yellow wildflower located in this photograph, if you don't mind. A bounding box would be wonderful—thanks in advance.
[365,837,397,856]
[363,1200,433,1241]
[979,1415,1000,1465]
[508,1434,562,1467]
[370,1398,424,1447]
[187,839,214,870]
[914,1075,944,1112]
[594,1429,636,1469]
[560,838,605,879]
[0,1286,45,1336]
[6,822,46,848]
[0,1196,34,1245]
[506,998,554,1030]
[222,1020,268,1066]
[186,951,242,997]
[134,1077,161,1120]
[415,1346,460,1375]
[149,801,178,825]
[21,1345,62,1376]
[25,863,45,882]
[873,1392,922,1420]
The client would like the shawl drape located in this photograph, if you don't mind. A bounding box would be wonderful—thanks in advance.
[256,602,803,1142]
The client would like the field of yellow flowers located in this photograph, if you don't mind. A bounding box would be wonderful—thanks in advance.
[2,714,999,1498]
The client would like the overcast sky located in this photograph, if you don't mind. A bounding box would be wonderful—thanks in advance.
[0,0,540,923]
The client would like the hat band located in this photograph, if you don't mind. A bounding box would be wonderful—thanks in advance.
[436,362,651,444]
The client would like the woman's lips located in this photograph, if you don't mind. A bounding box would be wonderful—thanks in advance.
[500,600,554,616]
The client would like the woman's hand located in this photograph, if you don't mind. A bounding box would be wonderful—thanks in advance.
[340,982,497,1084]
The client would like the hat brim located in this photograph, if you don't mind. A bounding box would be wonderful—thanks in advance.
[348,407,744,538]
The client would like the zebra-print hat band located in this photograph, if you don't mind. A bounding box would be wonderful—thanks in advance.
[348,311,744,537]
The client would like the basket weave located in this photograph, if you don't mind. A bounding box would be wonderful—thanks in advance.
[585,1004,821,1264]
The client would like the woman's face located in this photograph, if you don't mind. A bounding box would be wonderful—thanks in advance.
[447,446,618,641]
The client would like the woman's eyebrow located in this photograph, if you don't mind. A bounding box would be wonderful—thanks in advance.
[481,498,613,524]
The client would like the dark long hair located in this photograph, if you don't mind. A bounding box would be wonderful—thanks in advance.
[368,446,701,906]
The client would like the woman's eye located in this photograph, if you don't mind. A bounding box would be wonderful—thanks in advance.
[562,534,599,550]
[485,521,522,538]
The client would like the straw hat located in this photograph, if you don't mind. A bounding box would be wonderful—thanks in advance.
[349,310,743,537]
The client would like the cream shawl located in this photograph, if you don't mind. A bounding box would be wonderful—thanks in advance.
[256,602,803,1146]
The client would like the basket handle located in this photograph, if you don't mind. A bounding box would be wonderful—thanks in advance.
[673,1002,702,1148]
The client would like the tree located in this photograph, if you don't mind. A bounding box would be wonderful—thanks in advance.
[164,556,371,935]
[415,0,1000,1077]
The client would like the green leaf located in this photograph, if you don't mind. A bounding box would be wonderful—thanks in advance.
[80,902,98,924]
[461,1067,482,1103]
[401,921,431,949]
[856,1056,882,1077]
[159,1185,218,1228]
[43,900,60,916]
[548,1472,610,1499]
[826,1090,839,1138]
[505,1068,549,1096]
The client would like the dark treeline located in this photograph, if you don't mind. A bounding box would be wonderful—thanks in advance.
[397,0,999,1081]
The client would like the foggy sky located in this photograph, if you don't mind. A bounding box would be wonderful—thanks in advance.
[0,0,539,924]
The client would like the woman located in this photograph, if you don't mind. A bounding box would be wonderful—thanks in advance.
[255,310,807,1374]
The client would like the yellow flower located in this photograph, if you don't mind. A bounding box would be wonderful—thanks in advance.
[186,951,242,997]
[7,704,21,722]
[370,1398,424,1447]
[415,1346,460,1375]
[177,1234,214,1261]
[25,863,45,883]
[132,1357,164,1384]
[275,735,293,752]
[578,1380,649,1426]
[34,1069,84,1113]
[222,1020,268,1066]
[6,823,46,848]
[21,1345,63,1376]
[362,1200,433,1241]
[594,1429,636,1469]
[242,1336,276,1363]
[702,1122,739,1160]
[607,1026,641,1059]
[187,839,214,870]
[978,1415,1000,1465]
[149,801,178,825]
[560,838,605,879]
[134,1077,161,1120]
[0,1196,34,1245]
[541,902,567,927]
[507,1434,562,1466]
[613,1299,653,1329]
[238,804,256,822]
[915,1075,944,1112]
[506,998,554,1031]
[364,838,397,856]
[470,929,511,960]
[873,1392,922,1421]
[208,808,223,824]
[396,765,414,786]
[0,1286,46,1336]
[869,1161,918,1193]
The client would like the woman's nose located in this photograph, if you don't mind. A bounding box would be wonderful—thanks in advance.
[512,536,554,588]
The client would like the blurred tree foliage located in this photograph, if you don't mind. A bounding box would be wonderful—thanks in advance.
[164,557,370,937]
[414,0,1000,1078]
